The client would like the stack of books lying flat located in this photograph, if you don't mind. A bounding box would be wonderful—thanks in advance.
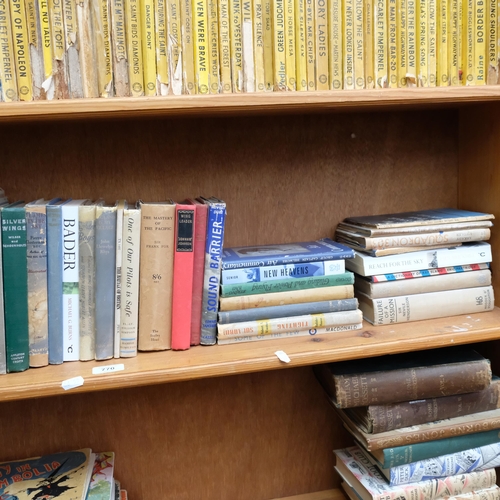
[335,208,495,325]
[314,346,500,500]
[216,238,362,344]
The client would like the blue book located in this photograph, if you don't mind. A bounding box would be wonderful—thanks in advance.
[218,298,359,324]
[221,238,354,270]
[200,197,226,346]
[47,199,69,365]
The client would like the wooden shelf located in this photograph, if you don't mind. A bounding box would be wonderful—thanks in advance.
[3,87,500,122]
[274,489,344,500]
[3,308,500,403]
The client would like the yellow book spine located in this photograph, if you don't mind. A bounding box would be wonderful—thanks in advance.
[463,0,474,84]
[166,0,181,94]
[448,0,459,85]
[417,0,428,86]
[295,0,307,90]
[406,0,416,85]
[364,0,374,88]
[474,0,486,84]
[305,0,315,88]
[329,0,342,89]
[374,0,387,87]
[93,0,113,96]
[353,0,363,88]
[316,0,328,89]
[0,0,18,100]
[487,0,496,82]
[10,0,33,99]
[388,0,397,87]
[437,0,449,85]
[141,0,156,94]
[26,0,42,98]
[125,0,144,95]
[230,0,243,91]
[253,0,265,90]
[428,0,437,86]
[343,0,354,88]
[218,0,232,92]
[273,0,286,89]
[193,0,209,93]
[64,0,85,98]
[208,0,219,92]
[180,0,196,93]
[38,0,52,85]
[397,0,407,86]
[78,0,99,97]
[242,0,255,91]
[458,0,462,82]
[286,0,296,89]
[263,0,273,89]
[156,0,169,94]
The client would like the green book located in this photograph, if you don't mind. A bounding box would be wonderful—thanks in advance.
[2,202,29,372]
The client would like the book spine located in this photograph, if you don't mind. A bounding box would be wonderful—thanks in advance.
[120,208,141,357]
[263,0,273,89]
[417,0,428,85]
[141,0,156,94]
[242,0,255,91]
[111,0,131,96]
[273,0,286,89]
[285,0,295,90]
[329,0,342,89]
[125,0,144,96]
[295,0,307,90]
[474,0,486,84]
[10,0,33,100]
[230,0,243,91]
[368,380,500,433]
[315,0,328,89]
[167,0,181,94]
[208,0,220,92]
[0,0,19,101]
[305,0,315,89]
[371,263,490,282]
[360,285,495,325]
[63,0,84,98]
[77,0,99,97]
[47,205,64,364]
[397,0,407,87]
[437,0,449,85]
[95,207,116,360]
[463,0,474,84]
[449,0,460,84]
[62,204,80,361]
[26,0,44,98]
[49,0,70,99]
[155,0,169,95]
[428,0,437,86]
[218,322,363,344]
[487,0,497,83]
[253,0,265,89]
[38,0,53,97]
[2,207,29,372]
[200,201,226,345]
[220,284,354,310]
[364,0,373,88]
[0,226,5,374]
[92,0,113,96]
[221,272,354,297]
[138,203,175,350]
[79,204,96,361]
[171,206,195,350]
[218,0,231,92]
[193,0,209,93]
[114,203,124,358]
[343,0,354,88]
[180,0,196,92]
[388,0,397,86]
[218,297,359,323]
[406,0,417,85]
[222,260,346,284]
[353,0,363,88]
[26,206,49,367]
[374,0,387,87]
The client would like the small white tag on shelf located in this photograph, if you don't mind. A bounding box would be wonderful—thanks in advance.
[275,350,290,363]
[92,364,125,375]
[61,376,84,391]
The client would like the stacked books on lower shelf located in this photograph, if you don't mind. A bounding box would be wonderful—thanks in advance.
[335,208,496,325]
[314,346,500,500]
[216,238,362,345]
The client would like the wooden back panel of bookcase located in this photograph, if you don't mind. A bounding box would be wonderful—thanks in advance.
[0,105,484,500]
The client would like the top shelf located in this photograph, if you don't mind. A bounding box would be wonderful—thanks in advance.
[2,308,500,403]
[3,87,500,122]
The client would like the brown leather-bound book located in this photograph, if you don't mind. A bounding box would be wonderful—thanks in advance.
[314,346,492,408]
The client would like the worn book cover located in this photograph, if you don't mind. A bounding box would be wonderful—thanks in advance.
[293,0,306,91]
[353,0,363,88]
[155,0,168,95]
[437,0,449,85]
[180,0,196,93]
[0,0,19,101]
[10,0,33,100]
[63,0,84,98]
[397,0,407,87]
[77,0,99,97]
[253,0,265,91]
[242,0,256,91]
[305,0,314,89]
[273,0,286,90]
[193,0,210,93]
[230,0,243,91]
[218,0,232,92]
[364,0,374,88]
[87,452,115,499]
[25,0,44,99]
[141,0,156,94]
[387,0,397,87]
[315,0,328,90]
[208,0,219,93]
[92,0,113,96]
[343,0,354,88]
[49,0,70,98]
[125,0,144,96]
[111,0,131,96]
[374,0,387,87]
[428,0,437,86]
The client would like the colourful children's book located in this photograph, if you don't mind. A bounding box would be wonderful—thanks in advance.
[87,451,115,499]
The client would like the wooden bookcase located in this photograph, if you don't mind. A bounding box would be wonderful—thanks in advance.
[1,88,500,499]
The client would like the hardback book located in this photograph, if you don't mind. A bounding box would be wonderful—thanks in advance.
[47,199,70,364]
[220,273,355,297]
[171,203,195,350]
[354,269,492,298]
[342,242,457,257]
[138,201,175,351]
[221,237,354,270]
[0,448,95,499]
[345,242,492,277]
[95,203,117,360]
[62,199,89,361]
[87,451,115,499]
[217,298,359,324]
[217,309,363,338]
[114,200,126,358]
[1,202,29,372]
[79,200,99,361]
[221,260,347,284]
[199,197,226,345]
[357,286,494,325]
[344,376,500,434]
[63,0,84,98]
[185,199,208,346]
[0,206,5,374]
[314,346,492,408]
[334,445,496,500]
[120,203,141,357]
[219,284,355,311]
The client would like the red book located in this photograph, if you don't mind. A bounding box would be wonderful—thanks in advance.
[186,199,208,345]
[171,204,196,350]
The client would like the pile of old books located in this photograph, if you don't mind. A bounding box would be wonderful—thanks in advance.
[335,208,495,325]
[315,346,500,500]
[216,238,362,344]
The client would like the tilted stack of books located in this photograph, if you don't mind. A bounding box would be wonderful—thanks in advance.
[335,208,495,325]
[216,238,362,345]
[314,346,500,500]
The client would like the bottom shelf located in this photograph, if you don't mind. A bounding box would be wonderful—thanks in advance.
[276,490,344,500]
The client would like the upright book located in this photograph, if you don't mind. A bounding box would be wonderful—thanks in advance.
[114,200,126,358]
